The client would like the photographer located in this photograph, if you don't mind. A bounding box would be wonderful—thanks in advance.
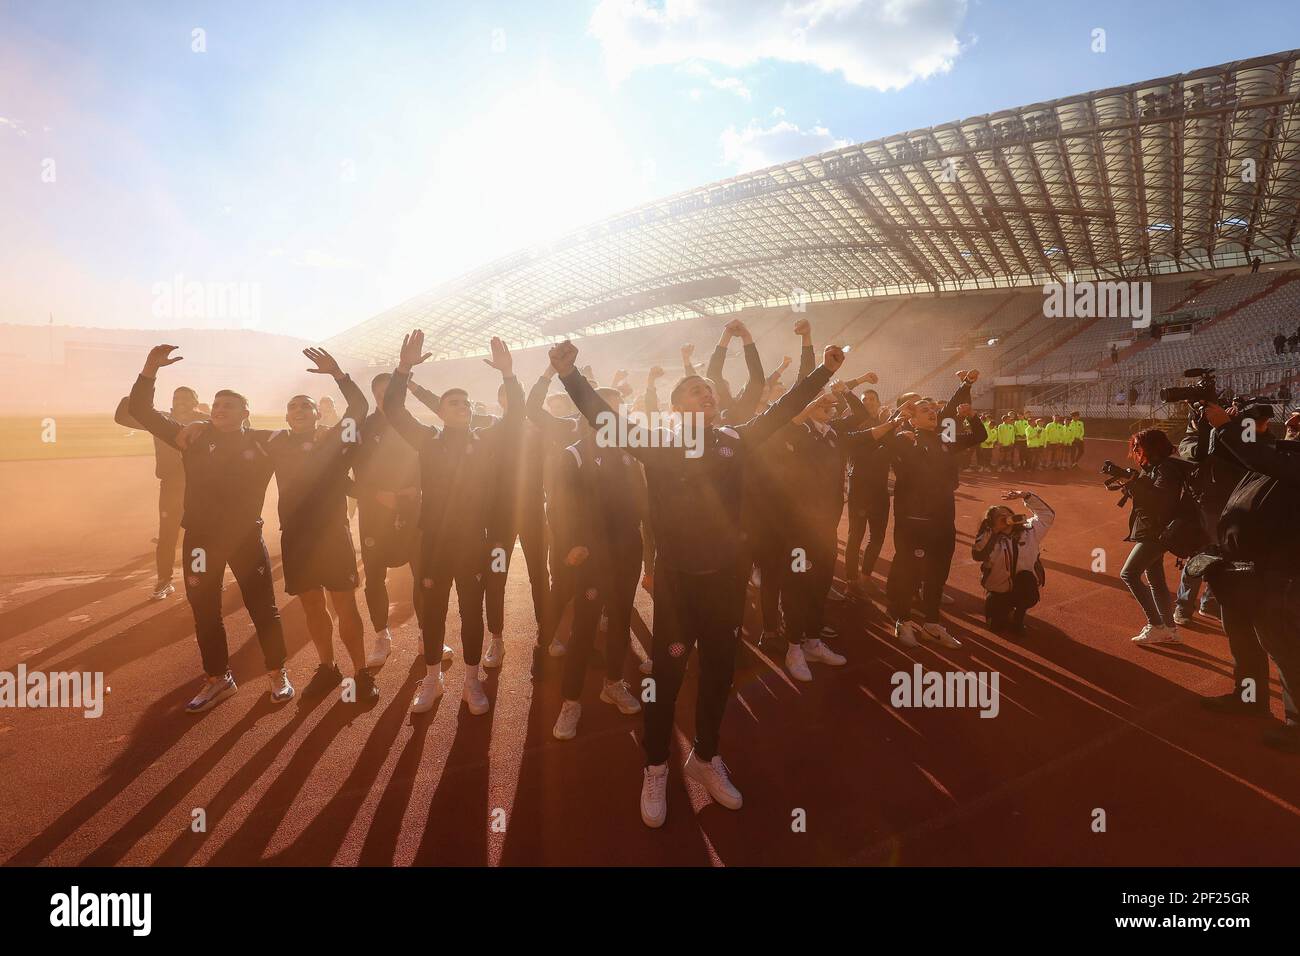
[972,490,1054,635]
[1115,428,1186,645]
[1172,401,1243,624]
[1199,403,1300,752]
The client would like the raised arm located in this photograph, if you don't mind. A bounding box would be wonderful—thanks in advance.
[644,366,663,416]
[737,344,843,448]
[525,368,577,446]
[114,395,144,430]
[727,320,766,420]
[552,341,675,465]
[940,369,979,424]
[127,346,186,448]
[383,330,438,450]
[794,319,815,382]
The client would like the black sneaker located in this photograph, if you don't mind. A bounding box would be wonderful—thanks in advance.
[1262,722,1300,754]
[353,669,380,703]
[1199,692,1269,717]
[304,661,344,697]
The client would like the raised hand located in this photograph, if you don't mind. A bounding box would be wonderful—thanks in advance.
[822,344,845,374]
[304,346,343,378]
[956,403,973,418]
[143,344,183,376]
[398,330,432,373]
[1001,489,1028,500]
[613,369,629,385]
[830,379,848,396]
[858,371,879,386]
[647,365,664,382]
[548,340,579,376]
[778,355,792,370]
[957,368,980,384]
[483,336,513,376]
[681,343,694,360]
[793,318,811,339]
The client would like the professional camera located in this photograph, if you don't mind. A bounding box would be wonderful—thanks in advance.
[1158,367,1219,405]
[1100,459,1139,505]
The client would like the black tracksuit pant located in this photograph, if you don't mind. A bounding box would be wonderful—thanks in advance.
[780,517,838,645]
[886,517,957,624]
[644,564,746,766]
[358,500,424,632]
[182,527,286,676]
[752,514,785,633]
[419,533,487,667]
[157,476,185,581]
[484,497,548,634]
[986,570,1040,628]
[844,485,890,581]
[562,535,642,700]
[1207,568,1300,721]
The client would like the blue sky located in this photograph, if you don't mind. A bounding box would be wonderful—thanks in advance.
[1,0,1295,339]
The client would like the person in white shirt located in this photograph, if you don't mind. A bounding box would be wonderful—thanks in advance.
[971,490,1055,635]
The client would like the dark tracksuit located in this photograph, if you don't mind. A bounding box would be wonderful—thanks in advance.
[115,396,189,582]
[128,375,286,677]
[484,418,549,637]
[883,404,987,624]
[353,410,424,631]
[550,435,652,700]
[844,406,891,582]
[384,370,523,667]
[524,375,585,646]
[1207,425,1300,722]
[776,416,876,645]
[559,361,832,766]
[267,376,367,595]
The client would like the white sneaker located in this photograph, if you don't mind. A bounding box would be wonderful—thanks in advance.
[639,657,654,675]
[1134,624,1181,645]
[366,629,392,671]
[920,622,962,649]
[785,643,813,682]
[268,668,294,704]
[411,670,444,713]
[553,700,582,740]
[150,579,175,600]
[483,635,505,669]
[548,638,567,658]
[599,679,642,714]
[803,638,847,666]
[894,620,921,648]
[442,644,454,663]
[185,671,237,714]
[463,672,490,715]
[683,750,743,810]
[1172,607,1193,627]
[1144,624,1185,647]
[640,764,669,828]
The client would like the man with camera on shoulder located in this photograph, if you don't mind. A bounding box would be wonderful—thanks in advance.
[1195,401,1300,753]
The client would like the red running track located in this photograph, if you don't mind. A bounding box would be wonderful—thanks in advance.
[1,440,1297,866]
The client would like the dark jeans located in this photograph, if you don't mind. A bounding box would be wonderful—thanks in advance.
[886,518,957,623]
[1120,541,1173,627]
[484,501,548,634]
[752,517,785,633]
[644,565,746,766]
[844,490,890,581]
[182,528,286,677]
[157,476,185,581]
[418,534,487,666]
[1207,568,1300,721]
[562,537,642,701]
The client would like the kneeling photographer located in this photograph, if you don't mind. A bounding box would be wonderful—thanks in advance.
[1104,428,1195,645]
[972,490,1054,635]
[1192,401,1300,753]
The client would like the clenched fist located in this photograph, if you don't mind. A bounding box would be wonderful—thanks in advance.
[822,345,845,374]
[549,340,579,376]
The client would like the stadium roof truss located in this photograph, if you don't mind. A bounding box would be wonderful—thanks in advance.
[330,50,1300,364]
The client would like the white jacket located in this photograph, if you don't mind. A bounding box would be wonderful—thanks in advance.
[972,492,1054,594]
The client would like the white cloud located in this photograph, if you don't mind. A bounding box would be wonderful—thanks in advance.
[720,119,850,173]
[590,0,967,90]
[0,116,29,135]
[679,61,752,99]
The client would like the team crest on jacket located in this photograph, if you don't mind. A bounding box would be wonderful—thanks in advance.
[585,587,598,600]
[622,453,633,465]
[669,641,687,658]
[363,536,375,548]
[717,445,734,458]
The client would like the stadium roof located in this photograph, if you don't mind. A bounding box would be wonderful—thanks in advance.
[329,49,1300,364]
